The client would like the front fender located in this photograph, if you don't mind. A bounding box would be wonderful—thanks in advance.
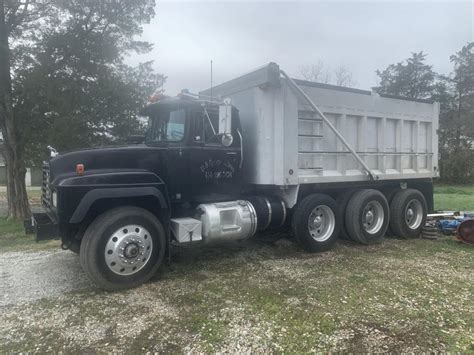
[55,170,169,224]
[69,186,168,223]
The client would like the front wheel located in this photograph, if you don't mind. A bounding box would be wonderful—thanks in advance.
[80,206,166,291]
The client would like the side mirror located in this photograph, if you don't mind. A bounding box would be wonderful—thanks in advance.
[221,134,233,147]
[218,98,232,135]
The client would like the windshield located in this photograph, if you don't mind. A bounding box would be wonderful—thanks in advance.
[147,108,186,142]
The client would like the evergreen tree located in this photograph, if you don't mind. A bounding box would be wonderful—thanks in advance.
[374,51,435,99]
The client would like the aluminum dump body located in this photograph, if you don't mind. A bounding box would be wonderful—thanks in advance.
[201,63,439,186]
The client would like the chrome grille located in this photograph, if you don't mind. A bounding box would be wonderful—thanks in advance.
[41,163,52,210]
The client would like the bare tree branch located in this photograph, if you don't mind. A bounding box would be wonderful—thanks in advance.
[334,65,355,87]
[300,61,355,87]
[299,60,330,83]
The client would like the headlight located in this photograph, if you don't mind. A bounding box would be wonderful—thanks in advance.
[51,191,57,208]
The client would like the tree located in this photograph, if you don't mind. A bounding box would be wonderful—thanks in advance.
[333,65,354,87]
[373,51,435,99]
[0,0,44,219]
[439,43,474,182]
[1,0,163,219]
[300,61,331,84]
[374,46,474,183]
[299,61,355,87]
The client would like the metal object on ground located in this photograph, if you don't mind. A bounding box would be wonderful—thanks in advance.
[456,219,474,245]
[427,212,456,218]
[422,220,439,240]
[438,219,461,235]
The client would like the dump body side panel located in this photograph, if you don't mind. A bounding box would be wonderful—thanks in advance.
[200,63,439,187]
[295,81,439,183]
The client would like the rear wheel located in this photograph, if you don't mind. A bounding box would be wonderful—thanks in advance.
[80,206,166,291]
[389,189,427,239]
[336,190,356,240]
[292,193,340,252]
[345,189,389,245]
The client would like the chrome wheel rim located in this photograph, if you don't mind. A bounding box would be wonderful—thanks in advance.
[405,199,423,229]
[104,224,153,276]
[362,201,384,234]
[308,205,335,242]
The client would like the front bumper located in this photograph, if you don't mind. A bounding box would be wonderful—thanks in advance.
[24,213,59,241]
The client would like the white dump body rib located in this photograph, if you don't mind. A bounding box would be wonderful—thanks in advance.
[200,63,439,187]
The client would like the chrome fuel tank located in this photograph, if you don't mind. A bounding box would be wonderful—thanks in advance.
[197,200,257,243]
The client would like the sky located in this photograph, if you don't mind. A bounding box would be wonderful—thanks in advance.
[128,0,474,94]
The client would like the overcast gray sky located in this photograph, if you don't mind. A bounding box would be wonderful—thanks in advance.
[128,1,473,94]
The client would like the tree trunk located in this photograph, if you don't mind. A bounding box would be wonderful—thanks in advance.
[0,0,31,220]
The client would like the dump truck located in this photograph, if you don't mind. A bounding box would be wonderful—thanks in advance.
[28,63,439,290]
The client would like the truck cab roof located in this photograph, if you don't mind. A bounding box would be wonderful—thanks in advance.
[140,95,223,116]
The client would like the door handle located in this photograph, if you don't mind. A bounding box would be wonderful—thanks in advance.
[226,152,237,155]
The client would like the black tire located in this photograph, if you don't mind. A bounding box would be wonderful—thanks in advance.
[292,193,340,252]
[68,240,80,254]
[336,190,356,241]
[389,189,427,239]
[80,206,166,291]
[345,189,389,245]
[384,189,399,237]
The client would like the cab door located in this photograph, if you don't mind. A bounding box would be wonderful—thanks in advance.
[188,107,241,202]
[158,108,189,202]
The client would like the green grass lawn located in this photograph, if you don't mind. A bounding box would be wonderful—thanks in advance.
[0,187,58,251]
[0,218,59,252]
[434,184,474,211]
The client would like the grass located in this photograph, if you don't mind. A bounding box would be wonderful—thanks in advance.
[0,218,59,252]
[0,187,59,252]
[434,184,474,211]
[0,186,42,203]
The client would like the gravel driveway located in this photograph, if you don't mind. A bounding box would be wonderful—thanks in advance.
[1,236,472,353]
[0,250,89,307]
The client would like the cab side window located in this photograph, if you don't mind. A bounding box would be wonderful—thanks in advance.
[193,108,220,144]
[193,111,204,142]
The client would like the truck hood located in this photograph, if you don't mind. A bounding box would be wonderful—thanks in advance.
[48,145,166,182]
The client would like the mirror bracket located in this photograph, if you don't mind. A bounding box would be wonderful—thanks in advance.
[218,98,232,135]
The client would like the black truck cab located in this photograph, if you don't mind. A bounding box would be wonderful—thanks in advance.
[141,96,243,203]
[34,95,243,251]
